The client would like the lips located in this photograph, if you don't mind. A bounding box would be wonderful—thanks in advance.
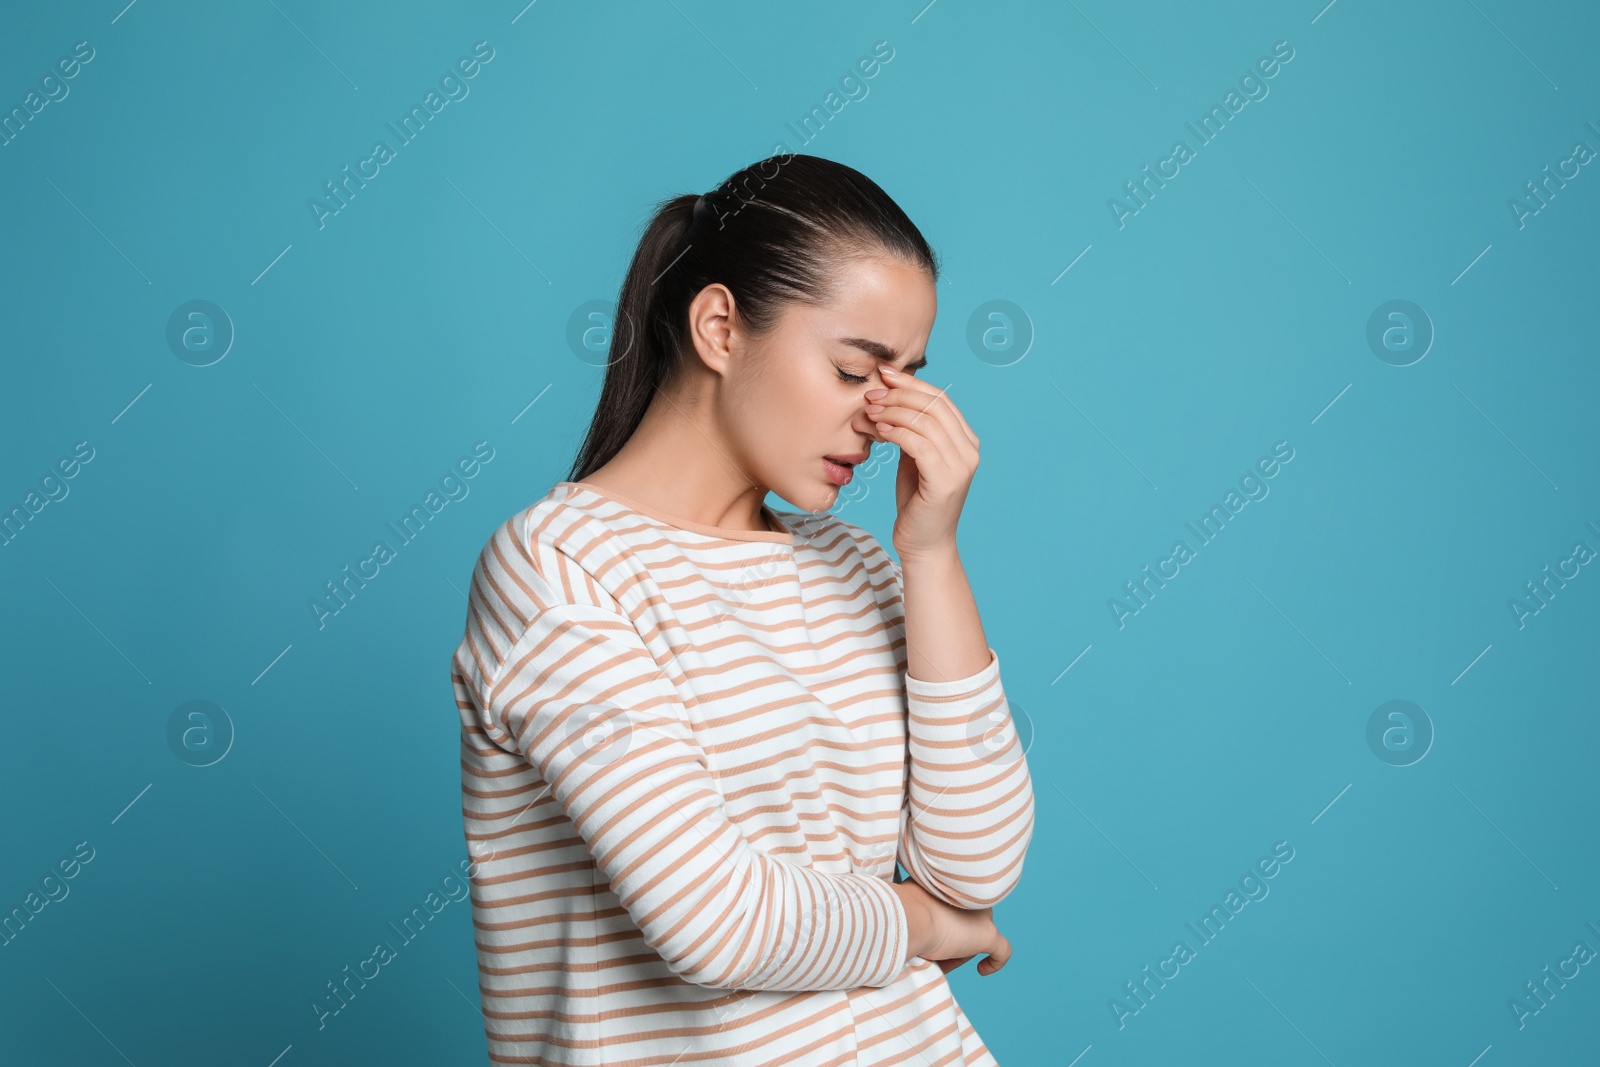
[823,450,870,486]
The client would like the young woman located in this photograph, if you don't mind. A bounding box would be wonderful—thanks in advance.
[452,153,1035,1066]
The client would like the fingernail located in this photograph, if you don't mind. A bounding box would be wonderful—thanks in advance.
[880,366,899,377]
[866,388,887,399]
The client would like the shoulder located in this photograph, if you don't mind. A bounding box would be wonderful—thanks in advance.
[469,486,630,623]
[456,488,643,696]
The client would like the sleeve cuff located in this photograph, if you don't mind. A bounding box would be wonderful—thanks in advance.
[847,871,910,987]
[903,646,1000,700]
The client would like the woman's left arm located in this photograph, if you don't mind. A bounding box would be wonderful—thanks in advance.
[867,367,1036,910]
[893,549,1035,910]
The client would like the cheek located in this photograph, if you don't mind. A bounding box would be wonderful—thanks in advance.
[730,373,810,442]
[728,363,857,459]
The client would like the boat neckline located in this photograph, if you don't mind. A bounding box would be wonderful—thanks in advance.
[555,481,797,544]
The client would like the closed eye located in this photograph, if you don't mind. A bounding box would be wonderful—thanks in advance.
[835,364,870,384]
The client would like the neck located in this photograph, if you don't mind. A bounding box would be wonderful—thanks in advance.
[583,387,771,533]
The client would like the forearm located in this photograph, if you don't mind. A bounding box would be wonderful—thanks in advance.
[899,545,990,683]
[894,544,1035,910]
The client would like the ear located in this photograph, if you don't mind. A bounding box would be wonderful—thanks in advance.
[684,282,740,378]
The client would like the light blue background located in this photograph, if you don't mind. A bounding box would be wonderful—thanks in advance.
[3,1,1597,1064]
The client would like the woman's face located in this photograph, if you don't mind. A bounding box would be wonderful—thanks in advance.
[717,253,937,515]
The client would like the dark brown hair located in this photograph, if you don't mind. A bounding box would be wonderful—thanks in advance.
[567,153,939,482]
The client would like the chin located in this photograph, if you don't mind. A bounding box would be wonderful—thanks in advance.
[773,480,835,517]
[809,485,841,516]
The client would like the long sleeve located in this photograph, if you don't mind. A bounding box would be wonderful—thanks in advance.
[455,547,910,993]
[889,558,1036,910]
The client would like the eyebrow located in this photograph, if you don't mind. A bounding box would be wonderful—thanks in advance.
[836,337,929,372]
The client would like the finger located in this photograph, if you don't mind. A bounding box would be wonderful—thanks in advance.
[872,402,967,478]
[871,381,969,454]
[877,375,973,448]
[872,405,961,480]
[937,955,975,974]
[880,372,979,449]
[898,385,979,456]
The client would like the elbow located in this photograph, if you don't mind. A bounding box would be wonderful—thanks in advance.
[905,794,1036,910]
[662,954,755,991]
[978,829,1033,908]
[977,767,1037,907]
[972,821,1034,908]
[660,941,809,993]
[644,914,777,992]
[657,913,805,992]
[649,870,894,993]
[664,916,853,992]
[949,843,1033,910]
[638,879,795,992]
[988,785,1037,905]
[649,931,772,991]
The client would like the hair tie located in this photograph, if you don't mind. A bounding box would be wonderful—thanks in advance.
[692,192,715,230]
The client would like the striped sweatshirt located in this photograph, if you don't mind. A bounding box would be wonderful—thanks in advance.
[451,480,1035,1066]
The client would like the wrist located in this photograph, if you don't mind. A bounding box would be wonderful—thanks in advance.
[895,542,960,570]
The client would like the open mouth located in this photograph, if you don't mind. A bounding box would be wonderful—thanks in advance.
[822,457,857,486]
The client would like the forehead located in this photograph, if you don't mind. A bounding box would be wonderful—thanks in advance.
[793,254,936,352]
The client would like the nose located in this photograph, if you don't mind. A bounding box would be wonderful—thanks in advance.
[852,402,883,444]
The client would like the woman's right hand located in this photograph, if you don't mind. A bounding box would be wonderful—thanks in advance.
[889,878,1013,976]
